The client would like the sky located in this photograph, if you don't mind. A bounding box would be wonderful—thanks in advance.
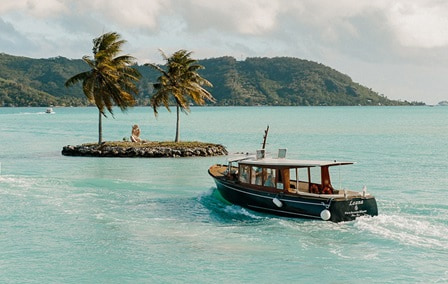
[1,0,448,104]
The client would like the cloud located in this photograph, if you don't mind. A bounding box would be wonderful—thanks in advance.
[1,0,168,33]
[0,17,38,55]
[81,0,168,31]
[386,1,448,48]
[4,0,448,53]
[175,0,281,35]
[1,0,448,103]
[0,0,67,17]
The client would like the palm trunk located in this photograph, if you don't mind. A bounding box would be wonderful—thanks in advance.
[175,104,180,142]
[98,110,103,144]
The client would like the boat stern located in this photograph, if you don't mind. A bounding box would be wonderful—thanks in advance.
[330,196,378,222]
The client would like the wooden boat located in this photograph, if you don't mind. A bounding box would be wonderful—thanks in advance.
[208,129,378,222]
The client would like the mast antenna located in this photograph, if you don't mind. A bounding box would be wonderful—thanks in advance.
[262,125,269,150]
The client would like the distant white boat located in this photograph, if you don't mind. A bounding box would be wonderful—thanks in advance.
[45,107,55,114]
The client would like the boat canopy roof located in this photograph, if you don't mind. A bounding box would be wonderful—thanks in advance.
[236,157,354,168]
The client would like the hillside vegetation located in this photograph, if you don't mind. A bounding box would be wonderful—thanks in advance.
[0,53,421,106]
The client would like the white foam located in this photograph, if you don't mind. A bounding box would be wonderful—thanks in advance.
[355,214,448,249]
[329,246,379,260]
[197,187,264,219]
[13,112,45,115]
[0,175,38,191]
[222,204,264,219]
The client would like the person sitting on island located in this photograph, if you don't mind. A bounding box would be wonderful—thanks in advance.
[130,124,142,142]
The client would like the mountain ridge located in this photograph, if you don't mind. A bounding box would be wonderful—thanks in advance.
[0,52,422,106]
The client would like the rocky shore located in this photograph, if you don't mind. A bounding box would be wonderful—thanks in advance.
[61,141,228,158]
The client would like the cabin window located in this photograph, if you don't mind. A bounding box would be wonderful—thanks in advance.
[263,168,276,187]
[309,167,321,184]
[301,168,310,183]
[239,165,250,183]
[275,168,282,189]
[278,168,289,190]
[289,168,300,189]
[251,166,263,185]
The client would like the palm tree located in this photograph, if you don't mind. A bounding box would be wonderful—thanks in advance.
[145,49,215,142]
[65,32,141,144]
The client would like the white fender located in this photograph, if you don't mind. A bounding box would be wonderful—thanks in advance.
[273,198,283,208]
[320,209,331,221]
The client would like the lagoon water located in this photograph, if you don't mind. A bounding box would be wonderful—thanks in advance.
[0,106,447,283]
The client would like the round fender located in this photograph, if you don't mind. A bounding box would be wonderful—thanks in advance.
[320,209,331,221]
[272,198,283,208]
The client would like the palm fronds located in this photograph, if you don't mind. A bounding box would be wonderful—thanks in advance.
[65,32,141,143]
[145,49,215,142]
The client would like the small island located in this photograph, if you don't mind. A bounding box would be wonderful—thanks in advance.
[62,141,228,158]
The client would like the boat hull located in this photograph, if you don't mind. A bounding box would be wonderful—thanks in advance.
[211,176,378,222]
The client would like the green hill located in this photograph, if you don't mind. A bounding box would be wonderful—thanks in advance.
[0,52,421,106]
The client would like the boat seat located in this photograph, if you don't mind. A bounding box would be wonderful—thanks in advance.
[287,187,297,194]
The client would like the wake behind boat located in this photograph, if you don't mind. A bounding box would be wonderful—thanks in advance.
[208,128,378,222]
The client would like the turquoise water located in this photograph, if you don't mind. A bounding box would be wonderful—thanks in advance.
[1,106,447,283]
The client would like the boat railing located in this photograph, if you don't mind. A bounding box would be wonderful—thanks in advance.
[286,179,366,198]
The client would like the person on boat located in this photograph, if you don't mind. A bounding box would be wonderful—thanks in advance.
[239,166,249,183]
[310,183,333,194]
[310,184,319,194]
[264,171,275,187]
[252,167,263,185]
[130,124,142,142]
[322,186,333,194]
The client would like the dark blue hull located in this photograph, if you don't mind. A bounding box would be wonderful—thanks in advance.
[212,176,378,222]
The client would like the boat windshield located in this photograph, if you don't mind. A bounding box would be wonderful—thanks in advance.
[238,164,286,190]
